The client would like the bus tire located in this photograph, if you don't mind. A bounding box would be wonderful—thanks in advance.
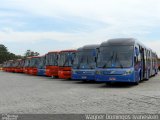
[134,73,141,85]
[82,80,87,83]
[133,81,139,85]
[106,82,112,86]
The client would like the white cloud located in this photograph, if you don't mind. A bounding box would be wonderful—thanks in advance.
[145,40,160,57]
[0,0,160,57]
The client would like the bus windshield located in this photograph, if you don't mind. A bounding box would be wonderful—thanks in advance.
[13,61,19,67]
[7,62,12,67]
[46,53,58,66]
[19,60,25,67]
[38,56,46,69]
[73,49,96,69]
[30,58,39,67]
[24,59,30,67]
[97,46,133,68]
[58,52,75,67]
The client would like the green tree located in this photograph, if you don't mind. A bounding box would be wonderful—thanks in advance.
[0,44,9,64]
[0,44,22,64]
[24,50,40,58]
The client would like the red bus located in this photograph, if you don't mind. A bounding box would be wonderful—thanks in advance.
[45,51,59,77]
[58,50,76,79]
[2,61,7,71]
[6,60,14,72]
[14,59,25,73]
[28,56,41,75]
[23,57,31,74]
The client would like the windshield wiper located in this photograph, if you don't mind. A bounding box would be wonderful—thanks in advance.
[87,56,94,69]
[77,57,84,69]
[115,53,123,68]
[102,52,115,68]
[63,56,68,66]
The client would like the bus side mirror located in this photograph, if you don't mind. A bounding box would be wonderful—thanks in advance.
[96,48,100,53]
[134,56,139,65]
[134,56,136,63]
[95,57,97,62]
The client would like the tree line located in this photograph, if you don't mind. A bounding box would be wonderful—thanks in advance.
[0,44,39,64]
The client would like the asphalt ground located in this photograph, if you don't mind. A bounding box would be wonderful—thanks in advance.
[0,71,160,114]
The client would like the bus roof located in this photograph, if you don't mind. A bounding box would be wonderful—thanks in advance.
[60,49,76,52]
[101,38,136,46]
[48,51,60,54]
[31,56,41,58]
[78,44,99,51]
[100,38,158,56]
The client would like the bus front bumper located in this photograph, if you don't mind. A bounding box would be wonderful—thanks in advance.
[38,69,46,76]
[95,70,135,83]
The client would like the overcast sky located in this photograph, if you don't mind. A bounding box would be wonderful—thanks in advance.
[0,0,160,57]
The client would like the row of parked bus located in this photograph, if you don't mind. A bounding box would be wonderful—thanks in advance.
[2,38,159,85]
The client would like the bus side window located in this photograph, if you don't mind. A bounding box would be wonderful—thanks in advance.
[134,47,139,65]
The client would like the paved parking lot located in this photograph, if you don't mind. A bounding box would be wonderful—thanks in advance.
[0,71,160,114]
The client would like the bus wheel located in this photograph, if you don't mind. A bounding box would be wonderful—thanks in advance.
[134,74,140,85]
[82,80,87,83]
[133,81,139,85]
[106,82,112,86]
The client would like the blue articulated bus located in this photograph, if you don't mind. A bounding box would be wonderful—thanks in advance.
[72,45,99,81]
[37,55,46,76]
[96,38,158,85]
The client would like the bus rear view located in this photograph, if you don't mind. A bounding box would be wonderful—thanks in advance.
[72,45,99,81]
[96,38,158,85]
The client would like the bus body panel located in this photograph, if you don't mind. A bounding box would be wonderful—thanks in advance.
[58,67,71,79]
[23,68,30,74]
[96,68,136,83]
[46,66,59,77]
[72,69,96,80]
[15,68,24,73]
[37,69,46,76]
[29,67,38,75]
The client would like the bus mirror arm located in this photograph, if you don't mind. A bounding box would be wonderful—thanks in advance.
[134,56,138,65]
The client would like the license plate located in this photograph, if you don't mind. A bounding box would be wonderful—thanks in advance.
[82,76,87,79]
[109,77,116,80]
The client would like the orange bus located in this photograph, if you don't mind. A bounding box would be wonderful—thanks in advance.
[14,59,25,73]
[45,51,59,77]
[5,60,14,72]
[23,57,31,74]
[28,56,41,75]
[58,50,76,79]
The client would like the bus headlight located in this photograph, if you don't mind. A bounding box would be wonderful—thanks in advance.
[96,71,101,75]
[123,69,133,75]
[72,70,77,74]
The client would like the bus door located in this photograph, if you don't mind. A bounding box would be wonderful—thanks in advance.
[140,47,145,80]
